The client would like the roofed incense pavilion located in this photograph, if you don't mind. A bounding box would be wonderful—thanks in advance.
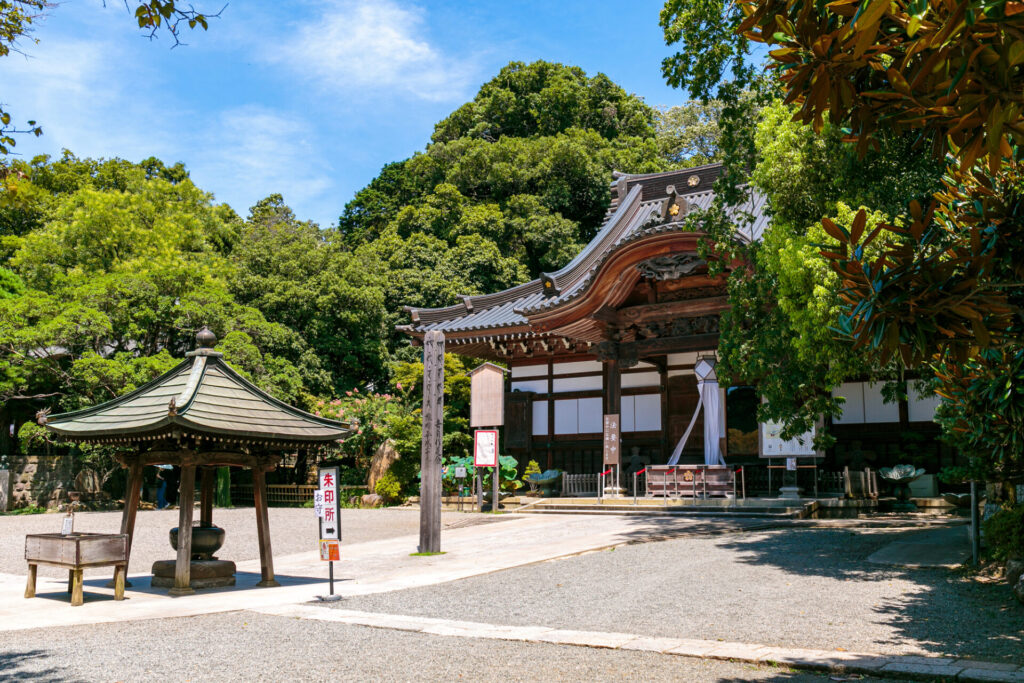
[38,327,348,595]
[401,163,950,481]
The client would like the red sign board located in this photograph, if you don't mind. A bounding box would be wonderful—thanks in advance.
[319,539,340,562]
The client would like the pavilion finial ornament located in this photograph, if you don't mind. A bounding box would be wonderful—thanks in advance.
[168,397,177,417]
[35,408,50,426]
[196,326,217,349]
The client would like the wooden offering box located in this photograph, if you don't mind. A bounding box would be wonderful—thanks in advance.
[24,533,128,606]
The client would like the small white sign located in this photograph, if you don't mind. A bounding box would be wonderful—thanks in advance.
[454,466,467,479]
[474,430,498,468]
[318,467,341,541]
[761,420,816,457]
[786,457,797,472]
[60,514,74,536]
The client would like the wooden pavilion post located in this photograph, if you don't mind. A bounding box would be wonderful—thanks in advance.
[169,465,196,596]
[199,467,215,527]
[110,460,143,588]
[252,465,279,587]
[419,330,444,553]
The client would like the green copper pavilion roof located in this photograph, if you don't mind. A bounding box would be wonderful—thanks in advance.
[40,328,349,446]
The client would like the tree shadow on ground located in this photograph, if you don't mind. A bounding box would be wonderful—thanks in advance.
[665,523,1024,663]
[0,649,79,682]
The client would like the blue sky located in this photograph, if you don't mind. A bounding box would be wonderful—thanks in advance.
[6,0,689,227]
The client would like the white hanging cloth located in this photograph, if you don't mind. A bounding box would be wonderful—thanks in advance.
[665,376,726,466]
[701,378,726,465]
[666,393,702,466]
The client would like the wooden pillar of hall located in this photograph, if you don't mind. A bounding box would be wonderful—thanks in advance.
[252,465,279,587]
[604,357,621,418]
[169,464,196,596]
[111,460,143,588]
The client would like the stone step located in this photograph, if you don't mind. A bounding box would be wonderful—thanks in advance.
[514,504,809,519]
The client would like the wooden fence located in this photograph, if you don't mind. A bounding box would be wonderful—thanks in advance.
[562,473,599,497]
[231,484,364,507]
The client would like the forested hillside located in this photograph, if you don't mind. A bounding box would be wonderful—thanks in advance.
[0,60,715,490]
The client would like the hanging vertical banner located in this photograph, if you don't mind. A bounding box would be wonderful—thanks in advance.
[474,429,498,467]
[317,465,341,541]
[603,414,620,465]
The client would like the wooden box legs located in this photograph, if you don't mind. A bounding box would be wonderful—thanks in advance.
[69,569,84,606]
[113,565,126,600]
[24,564,36,599]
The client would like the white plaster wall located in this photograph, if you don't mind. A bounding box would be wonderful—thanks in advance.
[552,375,602,392]
[907,382,940,422]
[832,382,865,424]
[532,400,548,435]
[511,379,547,394]
[621,372,660,389]
[864,382,900,423]
[578,397,603,433]
[633,394,661,431]
[553,360,602,375]
[667,352,699,366]
[554,399,578,435]
[621,395,635,432]
[511,364,548,378]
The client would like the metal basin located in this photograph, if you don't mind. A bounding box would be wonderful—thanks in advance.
[169,525,225,561]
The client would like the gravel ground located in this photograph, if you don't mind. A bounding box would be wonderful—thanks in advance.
[0,506,505,579]
[332,527,1024,663]
[0,610,894,682]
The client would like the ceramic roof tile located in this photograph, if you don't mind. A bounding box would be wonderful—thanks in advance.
[45,352,348,443]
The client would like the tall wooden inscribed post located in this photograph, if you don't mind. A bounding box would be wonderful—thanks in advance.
[419,330,445,553]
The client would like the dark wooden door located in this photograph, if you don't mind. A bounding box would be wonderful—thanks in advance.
[667,375,703,462]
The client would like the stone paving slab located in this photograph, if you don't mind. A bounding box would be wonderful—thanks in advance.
[866,525,970,569]
[534,628,637,649]
[252,604,1024,683]
[619,636,686,653]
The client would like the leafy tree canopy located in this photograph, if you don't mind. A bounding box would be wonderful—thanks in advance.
[336,60,671,363]
[431,60,655,143]
[718,101,942,442]
[0,157,321,417]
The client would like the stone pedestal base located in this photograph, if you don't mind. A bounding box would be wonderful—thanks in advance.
[602,486,626,498]
[778,485,804,500]
[151,559,236,590]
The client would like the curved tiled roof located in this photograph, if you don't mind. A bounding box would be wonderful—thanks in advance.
[402,163,768,339]
[44,336,349,444]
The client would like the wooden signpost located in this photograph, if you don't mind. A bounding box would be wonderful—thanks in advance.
[419,330,445,553]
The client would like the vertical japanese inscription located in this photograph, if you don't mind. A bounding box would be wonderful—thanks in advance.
[419,330,445,553]
[603,413,620,466]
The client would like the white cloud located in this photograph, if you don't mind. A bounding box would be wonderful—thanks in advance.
[189,105,334,221]
[273,0,475,102]
[1,37,171,160]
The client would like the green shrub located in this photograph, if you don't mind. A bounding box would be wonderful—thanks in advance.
[983,505,1024,561]
[5,505,47,515]
[375,471,402,504]
[522,459,541,483]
